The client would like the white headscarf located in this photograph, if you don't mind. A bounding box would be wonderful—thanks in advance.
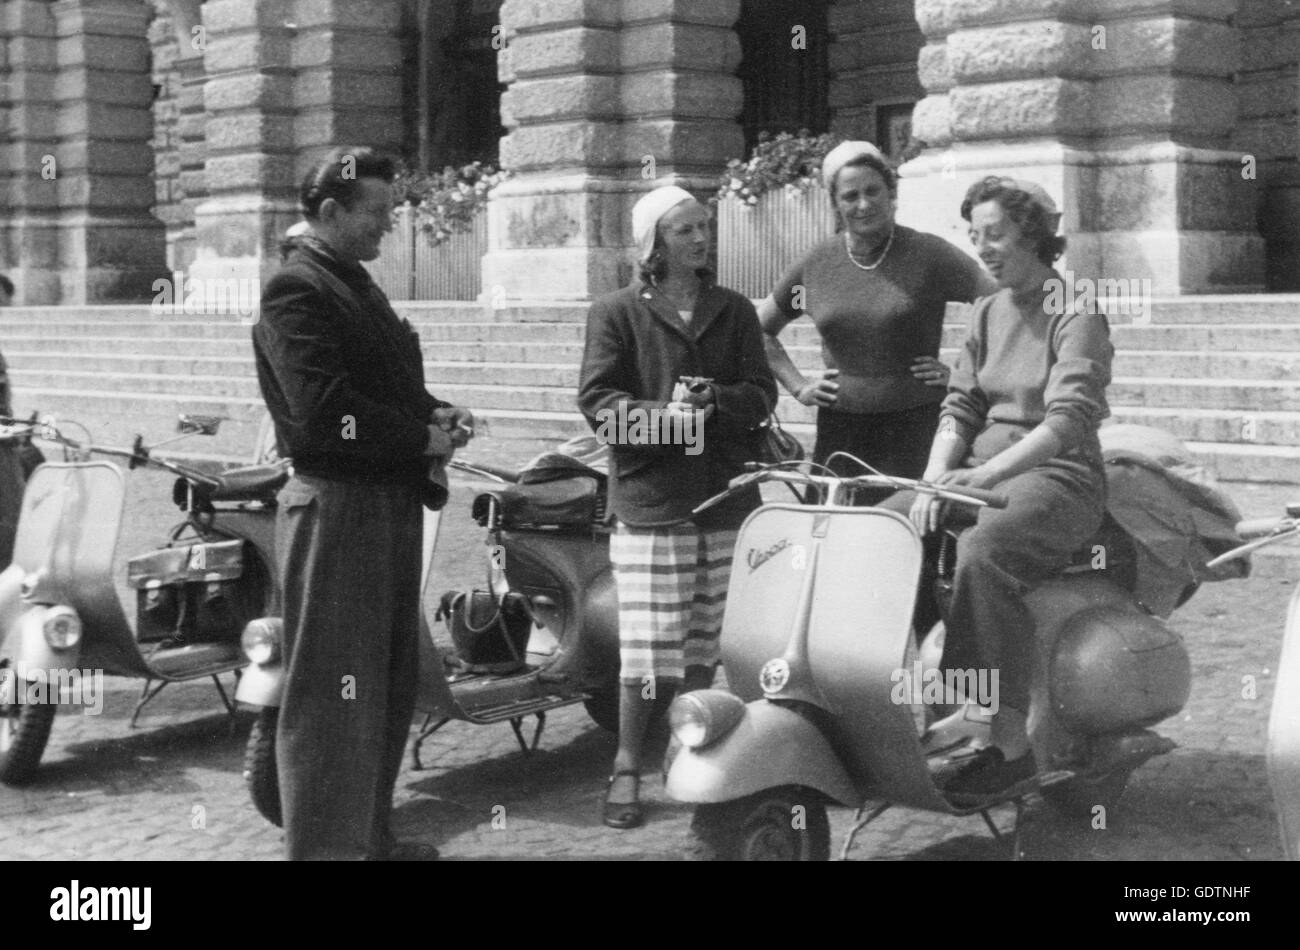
[821,140,888,192]
[631,185,696,262]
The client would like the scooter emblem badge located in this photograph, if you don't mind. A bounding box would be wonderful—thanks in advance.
[759,658,790,694]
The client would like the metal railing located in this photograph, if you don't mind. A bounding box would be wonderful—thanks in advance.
[716,188,836,298]
[364,203,487,301]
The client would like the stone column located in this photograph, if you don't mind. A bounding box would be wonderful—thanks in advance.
[191,0,406,286]
[1,0,165,303]
[898,0,1262,295]
[189,0,297,286]
[0,2,61,304]
[51,0,168,302]
[155,0,204,272]
[483,0,744,303]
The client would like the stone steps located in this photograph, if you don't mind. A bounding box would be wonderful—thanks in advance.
[2,298,1300,487]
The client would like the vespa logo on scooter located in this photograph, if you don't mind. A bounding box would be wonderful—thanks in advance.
[747,538,801,574]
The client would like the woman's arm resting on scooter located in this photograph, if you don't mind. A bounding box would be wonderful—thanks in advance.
[910,418,971,534]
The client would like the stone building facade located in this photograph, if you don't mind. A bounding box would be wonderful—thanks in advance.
[0,0,1295,304]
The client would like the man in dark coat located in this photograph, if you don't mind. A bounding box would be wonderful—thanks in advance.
[253,147,474,860]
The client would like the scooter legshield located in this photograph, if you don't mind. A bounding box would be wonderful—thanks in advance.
[665,700,858,807]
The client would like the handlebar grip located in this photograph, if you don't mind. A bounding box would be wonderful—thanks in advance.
[1236,517,1285,540]
[938,485,1007,509]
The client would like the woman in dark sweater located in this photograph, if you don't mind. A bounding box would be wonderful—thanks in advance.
[909,177,1114,803]
[759,141,994,498]
[578,186,776,828]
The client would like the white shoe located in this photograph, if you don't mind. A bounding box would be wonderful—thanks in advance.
[920,703,994,756]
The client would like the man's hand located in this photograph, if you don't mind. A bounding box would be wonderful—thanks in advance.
[432,406,475,449]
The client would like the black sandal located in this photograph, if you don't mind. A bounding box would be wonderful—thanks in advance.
[602,770,643,829]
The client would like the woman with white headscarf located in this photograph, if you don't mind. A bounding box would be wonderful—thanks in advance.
[577,185,777,829]
[759,141,995,502]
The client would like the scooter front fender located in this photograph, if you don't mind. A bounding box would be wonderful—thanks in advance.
[235,663,282,708]
[666,700,859,807]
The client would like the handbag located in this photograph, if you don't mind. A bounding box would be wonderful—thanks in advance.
[436,589,533,673]
[753,413,804,465]
[435,549,534,673]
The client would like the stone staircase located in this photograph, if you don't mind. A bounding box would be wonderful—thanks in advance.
[3,297,1300,491]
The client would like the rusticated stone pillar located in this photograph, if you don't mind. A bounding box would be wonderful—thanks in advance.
[188,0,297,285]
[483,0,744,303]
[191,0,405,286]
[899,0,1263,295]
[0,2,61,303]
[1,0,166,303]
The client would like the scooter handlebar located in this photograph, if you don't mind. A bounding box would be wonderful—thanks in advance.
[1236,517,1291,540]
[924,484,1007,509]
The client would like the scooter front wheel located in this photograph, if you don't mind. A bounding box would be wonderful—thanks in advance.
[689,786,830,861]
[0,699,56,786]
[243,707,282,827]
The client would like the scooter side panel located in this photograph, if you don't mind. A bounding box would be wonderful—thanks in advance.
[722,505,955,812]
[1267,578,1300,860]
[5,464,146,678]
[665,700,859,806]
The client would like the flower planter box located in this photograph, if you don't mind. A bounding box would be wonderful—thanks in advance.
[364,204,488,302]
[716,186,837,299]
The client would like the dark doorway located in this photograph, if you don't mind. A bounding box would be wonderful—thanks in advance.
[405,0,506,171]
[736,0,831,152]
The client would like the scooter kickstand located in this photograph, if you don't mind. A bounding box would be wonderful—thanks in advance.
[411,714,451,770]
[977,798,1028,861]
[131,678,169,728]
[508,713,547,754]
[840,801,892,861]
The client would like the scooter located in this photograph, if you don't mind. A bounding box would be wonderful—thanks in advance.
[1206,510,1300,861]
[665,464,1192,860]
[0,414,288,785]
[236,446,622,827]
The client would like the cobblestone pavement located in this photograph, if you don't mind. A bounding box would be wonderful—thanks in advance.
[0,463,1293,862]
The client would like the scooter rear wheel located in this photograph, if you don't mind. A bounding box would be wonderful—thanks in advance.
[243,707,282,827]
[690,786,830,861]
[0,697,56,786]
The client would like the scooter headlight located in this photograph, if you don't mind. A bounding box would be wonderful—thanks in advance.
[42,606,82,649]
[240,618,282,666]
[669,689,746,750]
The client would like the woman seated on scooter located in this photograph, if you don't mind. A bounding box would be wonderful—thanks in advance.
[907,176,1113,804]
[577,185,777,829]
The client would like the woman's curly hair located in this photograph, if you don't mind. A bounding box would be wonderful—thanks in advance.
[960,176,1066,264]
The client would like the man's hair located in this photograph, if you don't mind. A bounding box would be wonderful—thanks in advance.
[0,274,13,297]
[299,147,397,221]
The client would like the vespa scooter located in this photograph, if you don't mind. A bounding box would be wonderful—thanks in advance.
[1205,511,1300,861]
[0,414,287,785]
[665,464,1192,860]
[236,446,622,827]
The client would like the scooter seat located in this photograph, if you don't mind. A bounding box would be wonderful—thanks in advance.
[201,462,290,503]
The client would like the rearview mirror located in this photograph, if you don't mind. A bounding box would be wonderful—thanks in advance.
[177,414,224,436]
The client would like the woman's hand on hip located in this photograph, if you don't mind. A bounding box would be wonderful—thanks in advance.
[795,369,840,408]
[911,356,950,389]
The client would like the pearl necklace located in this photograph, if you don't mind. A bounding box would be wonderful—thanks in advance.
[844,229,895,271]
